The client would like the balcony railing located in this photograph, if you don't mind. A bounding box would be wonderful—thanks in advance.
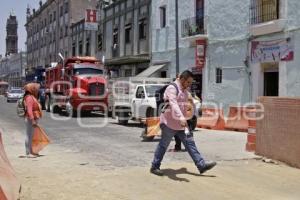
[250,0,279,25]
[181,16,205,38]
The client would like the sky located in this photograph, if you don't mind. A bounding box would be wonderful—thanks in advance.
[0,0,42,56]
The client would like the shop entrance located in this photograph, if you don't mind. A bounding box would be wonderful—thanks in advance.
[191,74,203,99]
[263,63,279,96]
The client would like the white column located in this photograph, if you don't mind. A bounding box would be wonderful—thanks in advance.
[279,61,287,96]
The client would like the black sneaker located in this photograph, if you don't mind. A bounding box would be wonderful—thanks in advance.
[150,167,164,176]
[199,161,217,174]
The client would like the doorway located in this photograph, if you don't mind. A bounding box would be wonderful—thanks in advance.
[191,74,202,99]
[263,63,279,96]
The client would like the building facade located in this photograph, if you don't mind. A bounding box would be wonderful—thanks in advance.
[0,14,25,87]
[25,0,98,77]
[151,0,251,110]
[0,58,9,82]
[6,14,18,56]
[0,52,26,87]
[249,0,300,100]
[70,18,97,57]
[98,0,151,77]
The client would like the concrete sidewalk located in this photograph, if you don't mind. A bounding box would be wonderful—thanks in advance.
[1,123,300,199]
[191,128,258,161]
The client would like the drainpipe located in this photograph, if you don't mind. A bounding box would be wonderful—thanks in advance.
[175,0,180,75]
[245,38,252,102]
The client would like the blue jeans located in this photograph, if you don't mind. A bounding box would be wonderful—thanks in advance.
[152,124,206,170]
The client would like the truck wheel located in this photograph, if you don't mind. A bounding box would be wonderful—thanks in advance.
[49,97,60,114]
[66,100,77,117]
[118,112,128,125]
[141,130,155,141]
[146,107,155,118]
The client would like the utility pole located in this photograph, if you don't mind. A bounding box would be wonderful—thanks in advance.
[175,0,179,75]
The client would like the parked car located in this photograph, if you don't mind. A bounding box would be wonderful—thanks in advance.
[6,88,24,102]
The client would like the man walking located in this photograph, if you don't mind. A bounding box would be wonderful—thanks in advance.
[150,70,216,176]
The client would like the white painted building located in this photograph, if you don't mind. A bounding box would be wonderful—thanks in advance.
[151,0,251,110]
[249,0,300,100]
[97,0,300,112]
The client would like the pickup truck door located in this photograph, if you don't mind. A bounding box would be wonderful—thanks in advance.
[132,86,145,119]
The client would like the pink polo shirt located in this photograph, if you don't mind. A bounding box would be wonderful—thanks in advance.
[160,80,189,130]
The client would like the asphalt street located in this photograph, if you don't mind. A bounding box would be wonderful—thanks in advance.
[0,96,255,170]
[2,96,300,200]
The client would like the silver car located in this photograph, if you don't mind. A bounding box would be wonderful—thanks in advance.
[6,88,24,103]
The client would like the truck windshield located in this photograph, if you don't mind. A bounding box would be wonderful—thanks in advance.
[74,65,104,75]
[145,85,164,97]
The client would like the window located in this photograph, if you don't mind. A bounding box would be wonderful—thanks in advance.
[136,86,145,98]
[113,28,118,48]
[250,0,279,24]
[60,27,63,38]
[97,33,103,50]
[139,19,147,39]
[72,43,76,56]
[60,5,63,17]
[125,25,131,44]
[53,11,56,21]
[216,68,222,84]
[86,38,90,56]
[65,25,68,37]
[79,41,83,55]
[50,14,53,23]
[160,6,166,28]
[52,31,56,42]
[64,2,69,13]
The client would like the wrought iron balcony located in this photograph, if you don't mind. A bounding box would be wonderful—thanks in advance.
[250,0,279,25]
[181,16,205,38]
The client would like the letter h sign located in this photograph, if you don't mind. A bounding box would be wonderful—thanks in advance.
[86,9,97,23]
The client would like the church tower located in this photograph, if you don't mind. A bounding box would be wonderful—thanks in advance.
[6,14,18,56]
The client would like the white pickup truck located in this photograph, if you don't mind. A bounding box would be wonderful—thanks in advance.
[108,77,172,125]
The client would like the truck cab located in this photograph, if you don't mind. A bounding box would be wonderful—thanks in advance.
[45,57,108,117]
[131,84,165,119]
[108,77,172,125]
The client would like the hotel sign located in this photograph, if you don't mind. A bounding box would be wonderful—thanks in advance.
[85,9,98,31]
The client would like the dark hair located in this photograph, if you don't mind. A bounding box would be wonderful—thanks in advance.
[179,70,193,80]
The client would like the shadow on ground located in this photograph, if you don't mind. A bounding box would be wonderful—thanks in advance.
[162,167,216,182]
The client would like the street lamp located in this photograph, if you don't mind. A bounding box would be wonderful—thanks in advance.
[175,0,179,75]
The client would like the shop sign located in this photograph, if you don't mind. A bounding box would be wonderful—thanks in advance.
[251,37,294,63]
[195,39,206,69]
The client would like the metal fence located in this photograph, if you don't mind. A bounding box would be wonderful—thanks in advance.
[181,16,205,38]
[250,0,279,24]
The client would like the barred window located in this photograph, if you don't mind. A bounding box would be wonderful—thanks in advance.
[250,0,279,24]
[216,68,222,84]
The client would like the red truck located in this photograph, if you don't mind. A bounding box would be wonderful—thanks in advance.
[45,56,108,117]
